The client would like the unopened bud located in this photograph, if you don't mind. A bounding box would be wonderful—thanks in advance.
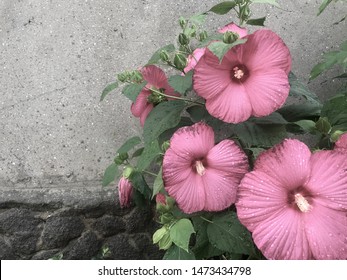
[122,165,134,179]
[179,17,187,29]
[131,70,143,83]
[114,152,128,165]
[117,72,128,82]
[178,33,189,46]
[199,31,208,41]
[173,53,187,71]
[331,130,345,142]
[223,31,239,44]
[160,50,170,62]
[161,141,170,152]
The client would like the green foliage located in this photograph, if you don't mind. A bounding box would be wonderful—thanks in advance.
[246,17,266,26]
[206,211,256,256]
[100,82,118,101]
[136,140,161,171]
[320,94,347,131]
[208,1,237,15]
[170,218,195,252]
[309,41,347,80]
[116,136,141,154]
[207,39,247,62]
[152,167,164,198]
[128,170,152,199]
[168,71,193,94]
[163,245,196,260]
[102,163,118,187]
[315,117,332,135]
[289,72,321,105]
[121,82,146,102]
[317,0,333,15]
[147,44,176,65]
[251,0,279,7]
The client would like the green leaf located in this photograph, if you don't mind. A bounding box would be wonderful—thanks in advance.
[100,82,118,101]
[132,147,144,158]
[246,147,265,160]
[250,112,288,125]
[251,0,280,7]
[208,1,236,15]
[315,117,332,135]
[286,120,317,134]
[117,136,141,154]
[208,39,247,62]
[309,49,347,80]
[321,94,347,131]
[102,163,118,187]
[189,13,207,25]
[289,72,321,105]
[128,170,151,199]
[333,73,347,79]
[235,122,287,147]
[143,100,185,144]
[136,140,161,171]
[317,0,333,15]
[246,17,266,26]
[147,44,175,65]
[152,167,163,199]
[168,71,193,94]
[170,218,195,252]
[278,103,322,122]
[207,212,255,255]
[163,245,196,260]
[122,82,146,102]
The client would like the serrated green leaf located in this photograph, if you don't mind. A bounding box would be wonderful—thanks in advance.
[100,82,118,101]
[169,219,195,252]
[117,136,141,155]
[278,103,322,122]
[208,1,236,15]
[163,244,196,260]
[122,82,146,102]
[152,167,163,199]
[321,94,347,131]
[317,0,333,15]
[235,122,287,147]
[136,140,161,171]
[208,39,247,62]
[289,72,321,105]
[207,212,255,255]
[102,163,118,187]
[168,71,193,94]
[143,100,185,144]
[251,0,280,7]
[246,17,266,26]
[147,44,175,65]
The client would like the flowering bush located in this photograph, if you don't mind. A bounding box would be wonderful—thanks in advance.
[101,0,347,260]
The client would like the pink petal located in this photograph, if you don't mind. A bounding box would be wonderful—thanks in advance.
[130,89,151,117]
[236,171,313,259]
[206,139,249,174]
[165,171,206,214]
[139,103,153,126]
[193,49,233,100]
[244,69,290,117]
[184,48,206,73]
[205,83,252,123]
[305,150,347,210]
[218,22,248,38]
[304,203,347,259]
[168,122,215,160]
[141,65,167,87]
[335,133,347,152]
[243,29,292,74]
[254,139,312,190]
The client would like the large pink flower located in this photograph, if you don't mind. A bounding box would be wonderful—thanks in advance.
[162,122,249,214]
[131,65,179,126]
[193,29,291,123]
[184,22,247,73]
[236,139,347,260]
[118,177,133,208]
[335,133,347,153]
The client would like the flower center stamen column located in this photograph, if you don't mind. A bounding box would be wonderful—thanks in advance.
[294,193,311,212]
[195,160,206,176]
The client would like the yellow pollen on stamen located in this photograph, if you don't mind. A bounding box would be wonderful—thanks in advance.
[294,193,311,213]
[195,160,206,176]
[233,67,244,79]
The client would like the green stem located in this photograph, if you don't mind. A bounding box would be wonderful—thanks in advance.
[200,216,213,224]
[142,170,158,177]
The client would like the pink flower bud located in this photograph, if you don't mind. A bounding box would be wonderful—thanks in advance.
[118,177,133,208]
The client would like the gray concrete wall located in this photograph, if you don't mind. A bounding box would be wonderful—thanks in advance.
[0,0,346,259]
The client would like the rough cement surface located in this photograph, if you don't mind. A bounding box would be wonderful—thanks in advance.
[0,0,346,259]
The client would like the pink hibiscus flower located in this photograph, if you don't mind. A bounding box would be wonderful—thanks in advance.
[131,65,179,126]
[118,177,133,208]
[162,122,249,214]
[184,22,247,73]
[193,29,291,123]
[236,139,347,260]
[335,133,347,153]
